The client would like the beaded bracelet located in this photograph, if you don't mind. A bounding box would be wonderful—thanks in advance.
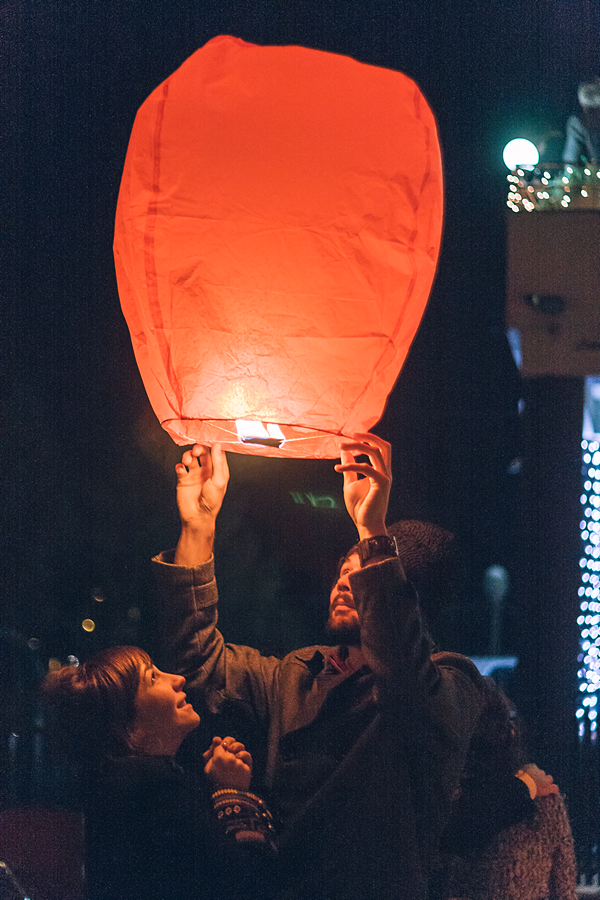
[211,788,276,850]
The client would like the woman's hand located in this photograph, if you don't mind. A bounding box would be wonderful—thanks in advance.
[520,763,559,797]
[203,735,253,792]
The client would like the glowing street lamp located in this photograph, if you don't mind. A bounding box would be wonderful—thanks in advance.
[502,138,540,170]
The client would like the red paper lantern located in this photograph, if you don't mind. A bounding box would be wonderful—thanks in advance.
[114,35,443,458]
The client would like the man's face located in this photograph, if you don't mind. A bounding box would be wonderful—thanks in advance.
[326,552,361,638]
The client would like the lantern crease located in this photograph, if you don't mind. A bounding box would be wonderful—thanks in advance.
[139,78,187,415]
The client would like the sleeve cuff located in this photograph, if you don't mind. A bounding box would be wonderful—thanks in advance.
[151,549,216,599]
[152,548,214,571]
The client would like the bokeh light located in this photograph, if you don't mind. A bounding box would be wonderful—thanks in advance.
[578,439,600,739]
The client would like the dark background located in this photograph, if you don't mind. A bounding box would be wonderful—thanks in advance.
[2,0,599,803]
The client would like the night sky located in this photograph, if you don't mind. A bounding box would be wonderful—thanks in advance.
[2,1,599,695]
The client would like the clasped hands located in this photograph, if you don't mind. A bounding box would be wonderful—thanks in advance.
[203,735,253,792]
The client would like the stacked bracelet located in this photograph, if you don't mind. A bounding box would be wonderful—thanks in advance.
[211,789,276,851]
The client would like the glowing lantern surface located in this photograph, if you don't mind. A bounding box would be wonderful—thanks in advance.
[114,35,443,457]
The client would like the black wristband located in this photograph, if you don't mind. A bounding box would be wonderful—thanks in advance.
[356,534,398,566]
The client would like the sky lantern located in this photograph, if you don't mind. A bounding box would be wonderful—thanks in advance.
[114,35,443,458]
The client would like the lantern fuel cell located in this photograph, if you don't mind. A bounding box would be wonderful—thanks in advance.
[114,36,443,458]
[235,421,285,448]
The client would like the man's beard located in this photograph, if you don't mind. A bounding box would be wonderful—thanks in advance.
[323,620,361,646]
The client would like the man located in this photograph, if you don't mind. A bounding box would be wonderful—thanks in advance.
[153,434,484,900]
[563,78,600,164]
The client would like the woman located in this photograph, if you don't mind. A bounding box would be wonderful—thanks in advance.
[41,646,276,900]
[434,678,577,900]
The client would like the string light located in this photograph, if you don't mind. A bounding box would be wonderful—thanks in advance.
[578,438,600,740]
[506,164,600,212]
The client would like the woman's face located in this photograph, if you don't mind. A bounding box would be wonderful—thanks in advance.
[132,663,200,755]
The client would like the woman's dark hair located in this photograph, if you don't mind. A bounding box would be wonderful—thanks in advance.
[463,677,527,781]
[40,645,151,767]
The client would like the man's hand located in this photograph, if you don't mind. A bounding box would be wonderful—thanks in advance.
[174,443,229,566]
[334,433,391,540]
[203,735,253,792]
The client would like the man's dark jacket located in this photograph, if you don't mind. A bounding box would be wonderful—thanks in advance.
[153,550,483,900]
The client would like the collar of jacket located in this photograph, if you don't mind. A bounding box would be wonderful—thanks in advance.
[293,647,335,677]
[293,646,364,678]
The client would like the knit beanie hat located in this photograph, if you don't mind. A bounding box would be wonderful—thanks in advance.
[339,519,457,600]
[335,520,459,641]
[386,520,459,632]
[385,520,455,582]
